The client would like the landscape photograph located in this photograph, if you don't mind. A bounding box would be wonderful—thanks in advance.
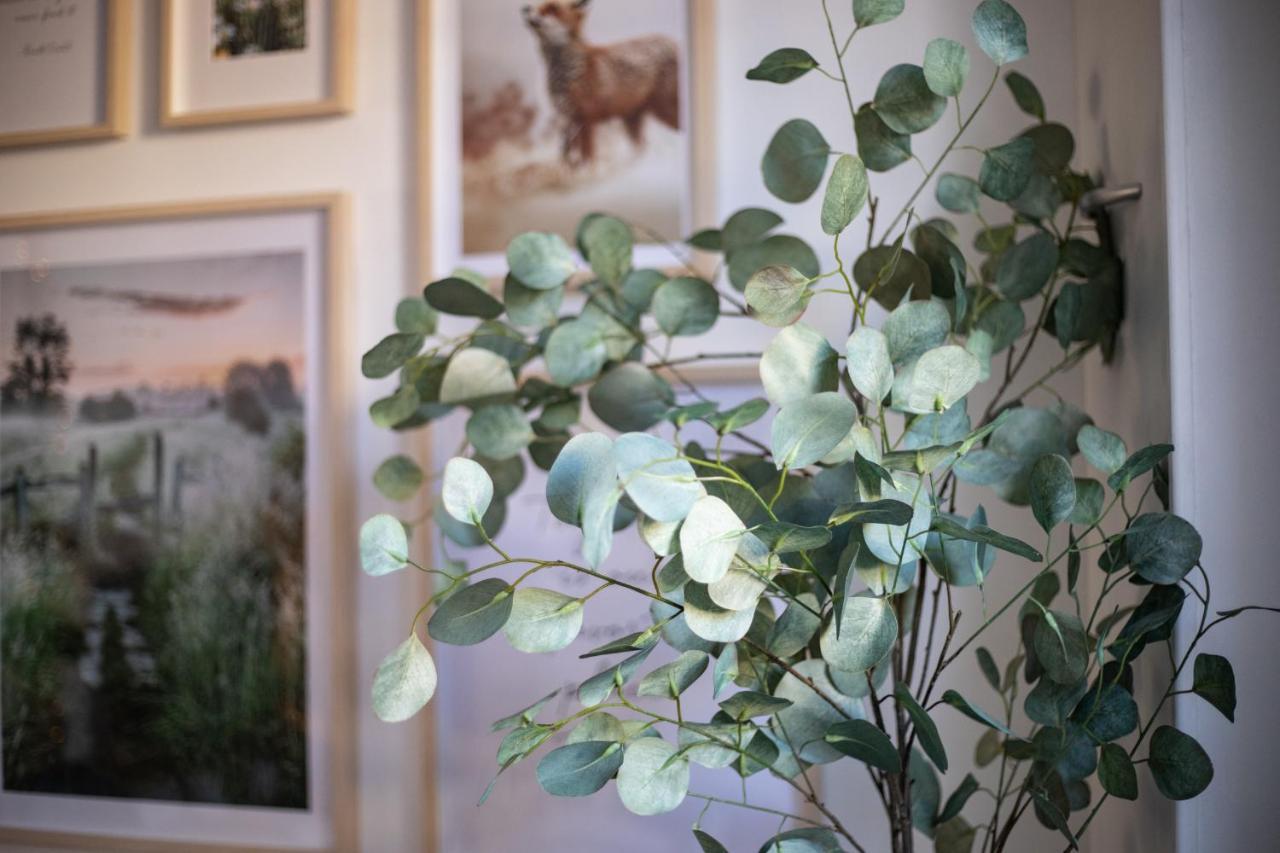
[0,251,310,809]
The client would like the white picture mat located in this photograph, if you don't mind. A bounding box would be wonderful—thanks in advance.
[0,0,106,134]
[429,0,696,276]
[430,380,799,852]
[0,209,336,850]
[169,0,330,114]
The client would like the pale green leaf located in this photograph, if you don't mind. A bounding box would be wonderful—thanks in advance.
[372,634,437,722]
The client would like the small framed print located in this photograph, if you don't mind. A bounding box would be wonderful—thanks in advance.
[0,196,356,851]
[417,0,718,277]
[0,0,132,149]
[161,0,355,128]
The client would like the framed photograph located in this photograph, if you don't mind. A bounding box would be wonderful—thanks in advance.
[418,0,718,277]
[161,0,354,128]
[0,0,131,150]
[0,196,356,851]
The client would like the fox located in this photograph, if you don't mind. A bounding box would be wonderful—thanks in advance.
[521,0,680,167]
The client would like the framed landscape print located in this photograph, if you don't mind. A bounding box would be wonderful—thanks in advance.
[418,0,717,276]
[161,0,354,128]
[0,196,356,851]
[0,0,131,149]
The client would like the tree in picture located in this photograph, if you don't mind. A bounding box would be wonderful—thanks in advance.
[360,1,1273,850]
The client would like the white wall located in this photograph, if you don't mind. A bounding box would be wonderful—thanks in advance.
[1164,0,1280,850]
[0,3,427,851]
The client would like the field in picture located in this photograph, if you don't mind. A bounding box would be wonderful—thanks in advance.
[0,253,309,808]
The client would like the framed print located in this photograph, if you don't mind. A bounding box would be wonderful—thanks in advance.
[0,0,131,149]
[418,0,717,277]
[161,0,355,128]
[0,195,356,851]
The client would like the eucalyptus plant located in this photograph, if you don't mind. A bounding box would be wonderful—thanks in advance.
[359,2,1270,851]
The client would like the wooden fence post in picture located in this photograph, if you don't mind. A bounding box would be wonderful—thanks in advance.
[151,430,164,538]
[79,443,98,554]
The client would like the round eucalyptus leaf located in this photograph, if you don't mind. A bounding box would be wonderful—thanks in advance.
[1098,743,1138,800]
[1022,123,1075,175]
[362,332,425,379]
[761,323,839,406]
[504,275,564,327]
[974,298,1025,352]
[360,514,409,577]
[709,536,775,610]
[1125,512,1202,585]
[900,345,980,414]
[822,593,898,673]
[504,587,585,653]
[466,404,534,461]
[507,232,576,290]
[746,265,812,327]
[680,495,746,584]
[883,299,951,364]
[846,326,894,404]
[427,578,513,646]
[863,472,933,566]
[1070,477,1105,526]
[1032,610,1088,684]
[441,457,494,525]
[567,712,627,745]
[972,0,1029,65]
[937,173,980,214]
[997,232,1058,301]
[1012,173,1063,220]
[616,737,690,816]
[821,154,870,236]
[911,224,965,299]
[373,454,425,501]
[854,0,904,26]
[874,64,947,135]
[613,432,702,523]
[580,215,633,288]
[395,297,438,335]
[1077,425,1126,474]
[638,650,710,698]
[771,392,858,470]
[772,659,864,764]
[640,515,682,557]
[588,363,674,432]
[762,119,831,203]
[683,582,755,643]
[853,244,932,309]
[620,268,667,316]
[372,634,437,722]
[653,276,719,336]
[545,319,608,387]
[722,207,784,254]
[728,234,821,291]
[924,38,970,98]
[439,348,517,404]
[546,433,617,526]
[746,47,819,84]
[1030,454,1076,533]
[477,454,525,499]
[1005,70,1045,120]
[369,385,420,429]
[537,741,624,797]
[423,277,504,319]
[979,137,1035,201]
[1149,725,1214,800]
[855,104,912,173]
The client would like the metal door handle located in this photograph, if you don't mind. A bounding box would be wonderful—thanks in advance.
[1080,182,1142,216]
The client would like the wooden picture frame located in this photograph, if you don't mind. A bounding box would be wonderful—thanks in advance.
[0,195,357,852]
[416,0,718,277]
[160,0,355,128]
[0,0,132,150]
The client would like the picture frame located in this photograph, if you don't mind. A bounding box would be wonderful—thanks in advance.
[0,0,132,150]
[416,0,718,279]
[160,0,355,128]
[0,194,357,852]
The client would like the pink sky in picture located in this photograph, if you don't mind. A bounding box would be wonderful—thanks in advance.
[0,252,305,399]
